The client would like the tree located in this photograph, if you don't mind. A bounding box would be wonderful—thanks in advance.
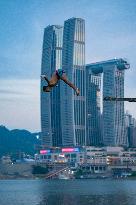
[74,169,83,179]
[32,165,48,175]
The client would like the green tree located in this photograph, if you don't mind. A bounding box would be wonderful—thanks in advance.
[32,165,48,175]
[74,169,83,179]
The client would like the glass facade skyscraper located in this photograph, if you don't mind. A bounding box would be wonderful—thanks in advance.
[88,59,130,146]
[125,112,136,147]
[40,19,130,148]
[41,25,63,147]
[103,59,129,146]
[86,65,102,146]
[61,18,86,146]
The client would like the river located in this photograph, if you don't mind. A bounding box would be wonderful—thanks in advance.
[0,179,136,205]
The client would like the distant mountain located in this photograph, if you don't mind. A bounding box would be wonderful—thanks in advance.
[0,125,41,157]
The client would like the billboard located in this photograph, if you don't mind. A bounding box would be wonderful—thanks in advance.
[62,148,79,153]
[40,150,51,154]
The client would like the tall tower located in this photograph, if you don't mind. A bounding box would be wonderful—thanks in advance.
[61,18,86,146]
[41,25,63,147]
[103,59,129,146]
[125,112,136,147]
[88,58,129,146]
[86,65,102,146]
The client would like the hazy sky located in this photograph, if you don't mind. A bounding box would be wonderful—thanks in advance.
[0,0,136,132]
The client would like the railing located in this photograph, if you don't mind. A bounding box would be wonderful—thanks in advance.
[104,97,136,102]
[45,166,69,179]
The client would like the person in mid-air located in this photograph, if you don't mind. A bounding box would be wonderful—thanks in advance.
[41,69,80,96]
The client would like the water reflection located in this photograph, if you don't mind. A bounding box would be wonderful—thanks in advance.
[37,180,135,205]
[0,179,136,205]
[38,193,131,205]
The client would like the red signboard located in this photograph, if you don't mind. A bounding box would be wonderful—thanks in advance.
[62,148,79,152]
[40,150,50,154]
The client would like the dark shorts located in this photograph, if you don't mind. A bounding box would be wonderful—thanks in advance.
[56,69,65,78]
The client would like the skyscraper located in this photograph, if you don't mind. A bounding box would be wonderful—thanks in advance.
[61,18,86,146]
[87,58,130,146]
[86,65,102,146]
[103,59,129,146]
[41,25,63,147]
[125,112,136,147]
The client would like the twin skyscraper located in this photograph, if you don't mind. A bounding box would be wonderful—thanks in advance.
[41,17,130,148]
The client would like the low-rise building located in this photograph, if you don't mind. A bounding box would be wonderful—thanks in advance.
[35,146,136,174]
[35,147,85,168]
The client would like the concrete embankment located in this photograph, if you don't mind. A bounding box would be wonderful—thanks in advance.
[0,163,34,179]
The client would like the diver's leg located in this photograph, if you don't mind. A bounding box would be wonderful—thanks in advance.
[60,74,80,96]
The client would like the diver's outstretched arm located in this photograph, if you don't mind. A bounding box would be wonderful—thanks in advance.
[42,72,59,92]
[41,75,50,84]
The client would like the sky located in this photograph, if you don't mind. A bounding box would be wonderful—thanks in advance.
[0,0,136,132]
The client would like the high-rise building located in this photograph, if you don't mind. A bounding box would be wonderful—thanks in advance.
[103,59,129,146]
[61,18,86,146]
[87,59,130,146]
[125,112,136,147]
[86,65,102,146]
[41,25,63,147]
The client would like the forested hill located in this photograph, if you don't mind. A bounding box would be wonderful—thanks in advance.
[0,125,41,157]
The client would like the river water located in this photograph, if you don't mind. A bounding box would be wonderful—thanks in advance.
[0,179,136,205]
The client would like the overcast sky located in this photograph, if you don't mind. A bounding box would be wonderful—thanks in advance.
[0,0,136,132]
